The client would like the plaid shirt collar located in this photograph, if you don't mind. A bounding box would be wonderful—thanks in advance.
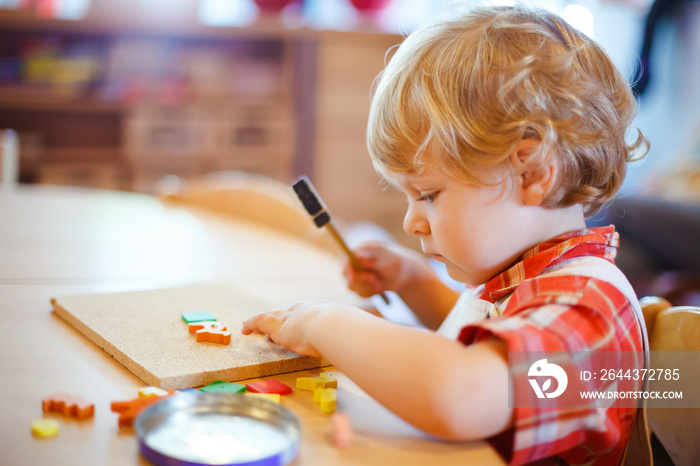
[481,226,619,303]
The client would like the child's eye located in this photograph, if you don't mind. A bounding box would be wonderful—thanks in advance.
[418,191,439,203]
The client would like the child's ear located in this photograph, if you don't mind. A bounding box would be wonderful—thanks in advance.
[509,139,557,206]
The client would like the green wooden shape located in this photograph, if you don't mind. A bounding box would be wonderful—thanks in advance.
[181,311,216,324]
[200,380,246,394]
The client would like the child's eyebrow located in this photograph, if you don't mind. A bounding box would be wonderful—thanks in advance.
[384,180,411,192]
[378,173,404,191]
[387,173,440,192]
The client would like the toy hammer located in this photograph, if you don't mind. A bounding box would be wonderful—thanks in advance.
[292,176,389,304]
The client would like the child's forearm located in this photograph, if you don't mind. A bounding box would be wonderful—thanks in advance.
[395,262,461,330]
[308,307,512,440]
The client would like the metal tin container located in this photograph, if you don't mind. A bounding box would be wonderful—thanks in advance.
[135,391,300,466]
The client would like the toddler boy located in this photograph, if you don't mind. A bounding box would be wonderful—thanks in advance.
[243,5,649,464]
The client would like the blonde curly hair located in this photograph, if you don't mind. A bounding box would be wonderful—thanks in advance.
[367,5,648,216]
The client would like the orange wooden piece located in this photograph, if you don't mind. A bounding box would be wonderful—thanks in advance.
[42,392,94,420]
[188,321,231,345]
[110,390,174,428]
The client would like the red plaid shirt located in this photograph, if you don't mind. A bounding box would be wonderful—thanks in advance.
[459,226,644,465]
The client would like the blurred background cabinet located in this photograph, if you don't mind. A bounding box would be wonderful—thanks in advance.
[0,7,294,189]
[0,0,408,241]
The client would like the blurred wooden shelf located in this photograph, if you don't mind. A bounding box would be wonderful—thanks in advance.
[0,8,398,41]
[0,5,409,239]
[0,86,124,114]
[0,8,293,40]
[41,146,123,163]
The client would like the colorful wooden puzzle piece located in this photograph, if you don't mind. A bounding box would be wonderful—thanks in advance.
[245,379,292,395]
[316,388,336,414]
[42,392,95,420]
[200,381,246,394]
[245,393,281,403]
[313,387,324,403]
[138,386,170,398]
[31,419,60,438]
[296,372,337,391]
[301,373,338,414]
[181,311,216,323]
[332,412,352,449]
[110,390,174,428]
[188,321,231,344]
[188,320,225,335]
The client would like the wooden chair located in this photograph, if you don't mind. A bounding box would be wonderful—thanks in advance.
[157,171,340,254]
[640,296,700,466]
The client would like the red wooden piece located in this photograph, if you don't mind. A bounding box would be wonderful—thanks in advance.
[246,379,292,395]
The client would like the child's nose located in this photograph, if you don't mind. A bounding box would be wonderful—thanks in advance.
[403,206,430,236]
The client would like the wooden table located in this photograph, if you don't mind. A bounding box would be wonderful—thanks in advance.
[0,185,503,466]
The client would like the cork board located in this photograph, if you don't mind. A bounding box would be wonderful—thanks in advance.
[51,283,328,389]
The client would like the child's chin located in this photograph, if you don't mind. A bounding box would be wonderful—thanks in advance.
[445,265,475,286]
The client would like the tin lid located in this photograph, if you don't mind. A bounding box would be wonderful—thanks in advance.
[135,391,300,466]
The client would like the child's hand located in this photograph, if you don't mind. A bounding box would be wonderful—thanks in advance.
[241,300,353,357]
[344,241,460,329]
[343,241,424,297]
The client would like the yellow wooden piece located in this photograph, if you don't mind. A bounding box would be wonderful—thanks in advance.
[320,388,337,414]
[244,393,281,403]
[138,386,170,398]
[31,419,60,438]
[319,372,337,389]
[311,386,337,414]
[297,372,337,391]
[296,377,314,390]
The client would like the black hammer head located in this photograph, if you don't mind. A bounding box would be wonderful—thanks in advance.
[292,176,330,228]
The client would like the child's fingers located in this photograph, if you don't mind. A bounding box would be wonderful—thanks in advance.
[342,261,356,282]
[343,245,395,297]
[354,250,379,269]
[241,312,283,336]
[347,270,383,298]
